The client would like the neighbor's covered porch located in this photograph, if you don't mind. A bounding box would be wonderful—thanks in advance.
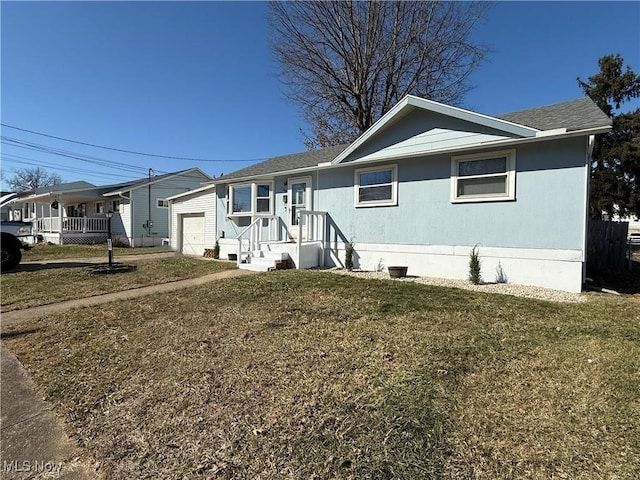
[26,191,125,245]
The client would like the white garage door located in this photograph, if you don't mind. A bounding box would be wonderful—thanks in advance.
[181,213,205,256]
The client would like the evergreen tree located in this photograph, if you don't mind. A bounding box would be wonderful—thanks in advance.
[578,54,640,219]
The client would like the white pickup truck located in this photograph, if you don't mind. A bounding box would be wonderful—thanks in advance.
[1,221,33,270]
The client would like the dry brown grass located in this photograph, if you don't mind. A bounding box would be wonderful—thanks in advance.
[22,243,171,261]
[0,257,236,311]
[2,271,639,479]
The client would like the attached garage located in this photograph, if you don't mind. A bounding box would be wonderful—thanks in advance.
[167,185,216,256]
[180,213,206,256]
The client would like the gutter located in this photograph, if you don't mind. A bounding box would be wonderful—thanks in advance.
[211,125,612,185]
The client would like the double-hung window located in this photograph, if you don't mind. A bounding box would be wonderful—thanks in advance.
[354,164,398,207]
[451,149,516,202]
[255,184,271,213]
[229,182,273,216]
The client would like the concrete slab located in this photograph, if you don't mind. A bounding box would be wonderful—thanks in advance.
[0,344,93,479]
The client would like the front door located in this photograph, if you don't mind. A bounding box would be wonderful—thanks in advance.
[288,176,311,239]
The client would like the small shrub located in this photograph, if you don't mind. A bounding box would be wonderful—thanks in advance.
[213,240,220,260]
[469,245,482,285]
[111,236,130,248]
[345,238,355,271]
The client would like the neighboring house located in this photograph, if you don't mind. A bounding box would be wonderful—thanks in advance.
[12,169,210,246]
[166,184,217,256]
[170,95,610,293]
[1,182,95,224]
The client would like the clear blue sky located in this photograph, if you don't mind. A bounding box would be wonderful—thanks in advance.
[1,1,639,189]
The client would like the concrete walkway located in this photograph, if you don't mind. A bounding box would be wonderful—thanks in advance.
[2,267,252,327]
[1,263,255,479]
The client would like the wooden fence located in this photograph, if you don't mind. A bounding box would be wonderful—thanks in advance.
[587,220,629,271]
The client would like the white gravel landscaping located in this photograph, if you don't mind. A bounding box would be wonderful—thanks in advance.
[323,268,587,303]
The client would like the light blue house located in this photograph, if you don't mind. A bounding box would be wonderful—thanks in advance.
[208,95,611,292]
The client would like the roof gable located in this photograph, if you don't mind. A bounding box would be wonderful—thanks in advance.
[333,95,540,164]
[213,95,611,182]
[336,107,522,164]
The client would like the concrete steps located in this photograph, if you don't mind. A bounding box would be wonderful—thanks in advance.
[238,250,290,272]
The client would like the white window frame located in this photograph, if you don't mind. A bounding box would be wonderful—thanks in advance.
[254,183,272,214]
[450,149,516,203]
[95,201,105,214]
[157,198,169,208]
[111,199,121,212]
[354,164,398,207]
[228,181,274,217]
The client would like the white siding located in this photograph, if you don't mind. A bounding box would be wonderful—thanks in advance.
[113,199,132,244]
[169,189,217,254]
[128,170,210,247]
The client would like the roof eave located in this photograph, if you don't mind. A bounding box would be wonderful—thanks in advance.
[331,94,540,165]
[342,125,612,166]
[166,183,216,201]
[212,163,326,185]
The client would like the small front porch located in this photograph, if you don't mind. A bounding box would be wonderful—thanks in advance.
[34,216,114,245]
[234,211,327,272]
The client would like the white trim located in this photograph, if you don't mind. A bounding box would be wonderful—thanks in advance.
[450,149,516,203]
[354,164,398,207]
[228,183,252,216]
[333,95,539,164]
[535,128,568,137]
[166,183,215,201]
[210,125,611,187]
[254,182,273,214]
[156,198,169,208]
[287,176,312,230]
[228,181,274,217]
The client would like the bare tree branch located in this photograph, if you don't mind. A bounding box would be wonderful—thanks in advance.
[269,1,491,148]
[6,167,63,192]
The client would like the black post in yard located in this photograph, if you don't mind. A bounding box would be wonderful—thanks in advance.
[106,210,113,267]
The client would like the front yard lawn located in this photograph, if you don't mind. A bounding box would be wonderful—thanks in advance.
[1,257,236,311]
[2,271,638,479]
[22,243,172,261]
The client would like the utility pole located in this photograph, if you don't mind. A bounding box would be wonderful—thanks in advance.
[147,168,154,237]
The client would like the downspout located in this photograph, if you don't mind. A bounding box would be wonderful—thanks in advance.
[147,168,154,245]
[582,135,596,286]
[118,192,131,246]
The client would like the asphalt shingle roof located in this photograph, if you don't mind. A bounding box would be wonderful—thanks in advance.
[216,97,610,182]
[215,144,348,182]
[496,97,611,132]
[102,168,208,195]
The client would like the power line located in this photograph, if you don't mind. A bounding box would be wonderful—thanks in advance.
[2,136,156,174]
[1,155,138,182]
[1,123,264,163]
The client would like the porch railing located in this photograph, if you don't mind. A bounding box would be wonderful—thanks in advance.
[235,215,281,266]
[296,210,327,269]
[35,216,109,233]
